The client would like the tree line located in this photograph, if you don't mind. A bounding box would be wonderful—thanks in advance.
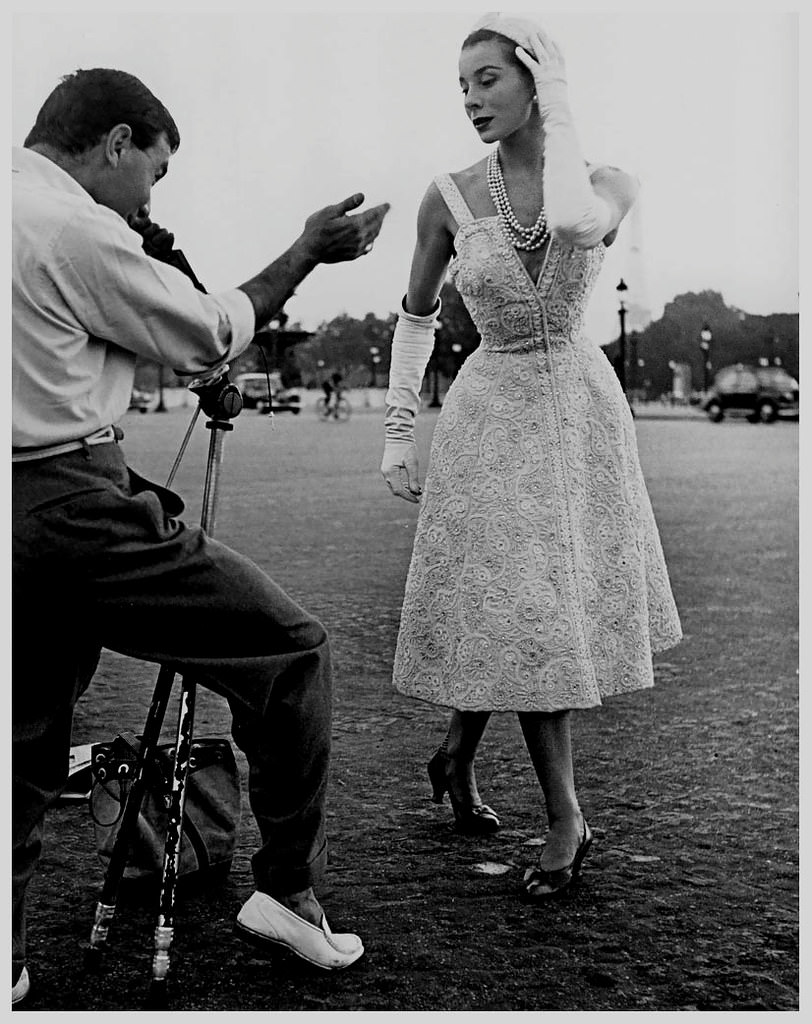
[287,286,799,399]
[137,285,798,400]
[603,290,799,400]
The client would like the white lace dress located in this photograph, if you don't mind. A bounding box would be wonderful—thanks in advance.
[392,174,682,712]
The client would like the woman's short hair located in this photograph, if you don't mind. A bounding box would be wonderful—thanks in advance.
[24,68,180,156]
[461,28,535,90]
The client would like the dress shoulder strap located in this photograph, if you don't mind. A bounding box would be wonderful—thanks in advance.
[433,173,475,229]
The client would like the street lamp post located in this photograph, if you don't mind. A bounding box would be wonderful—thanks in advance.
[699,324,712,394]
[628,331,638,398]
[155,364,167,412]
[428,319,443,407]
[369,346,380,388]
[451,342,463,379]
[428,351,442,407]
[616,279,628,395]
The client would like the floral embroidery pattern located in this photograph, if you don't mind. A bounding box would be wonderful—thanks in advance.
[392,174,682,712]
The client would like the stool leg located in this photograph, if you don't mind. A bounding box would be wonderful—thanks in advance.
[148,414,229,1004]
[86,408,236,1002]
[86,664,176,966]
[148,676,197,1006]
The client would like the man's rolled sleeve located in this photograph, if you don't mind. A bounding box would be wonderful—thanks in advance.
[214,287,257,363]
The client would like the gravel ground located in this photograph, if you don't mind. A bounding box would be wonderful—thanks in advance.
[16,401,799,1012]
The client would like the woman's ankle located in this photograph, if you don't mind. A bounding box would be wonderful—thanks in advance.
[545,807,584,831]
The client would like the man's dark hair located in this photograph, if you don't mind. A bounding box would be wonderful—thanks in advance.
[461,29,535,91]
[24,68,180,156]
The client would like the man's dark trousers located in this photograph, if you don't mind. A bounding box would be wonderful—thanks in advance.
[12,440,332,979]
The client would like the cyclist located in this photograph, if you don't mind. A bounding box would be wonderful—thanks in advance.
[321,372,344,419]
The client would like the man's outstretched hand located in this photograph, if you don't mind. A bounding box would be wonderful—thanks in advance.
[300,194,390,265]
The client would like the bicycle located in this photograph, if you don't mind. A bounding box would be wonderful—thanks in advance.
[315,394,352,421]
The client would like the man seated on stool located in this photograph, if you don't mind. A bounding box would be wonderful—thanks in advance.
[11,67,390,1005]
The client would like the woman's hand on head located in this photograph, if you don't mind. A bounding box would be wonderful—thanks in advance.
[514,29,569,113]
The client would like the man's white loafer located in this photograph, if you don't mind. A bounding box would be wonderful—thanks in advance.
[235,892,364,969]
[12,966,30,1005]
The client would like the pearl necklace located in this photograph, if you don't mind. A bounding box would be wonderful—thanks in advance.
[487,149,549,251]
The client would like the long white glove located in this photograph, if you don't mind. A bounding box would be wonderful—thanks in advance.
[381,297,440,503]
[515,29,614,249]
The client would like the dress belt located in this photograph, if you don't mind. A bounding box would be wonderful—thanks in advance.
[11,425,123,463]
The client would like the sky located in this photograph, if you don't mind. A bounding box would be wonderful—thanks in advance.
[10,3,799,345]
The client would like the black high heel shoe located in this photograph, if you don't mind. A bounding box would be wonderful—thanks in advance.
[427,749,501,835]
[522,818,593,900]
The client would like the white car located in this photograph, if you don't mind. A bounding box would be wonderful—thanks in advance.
[234,372,301,414]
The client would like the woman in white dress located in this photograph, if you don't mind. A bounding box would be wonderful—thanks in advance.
[381,13,682,899]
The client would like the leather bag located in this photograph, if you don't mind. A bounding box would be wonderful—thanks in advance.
[89,732,241,882]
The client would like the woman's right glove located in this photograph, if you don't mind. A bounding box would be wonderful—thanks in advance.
[381,297,441,503]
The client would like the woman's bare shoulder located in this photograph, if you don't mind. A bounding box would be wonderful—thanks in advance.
[419,159,483,228]
[415,178,456,243]
[417,177,452,219]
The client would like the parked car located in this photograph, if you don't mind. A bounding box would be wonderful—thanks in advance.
[128,387,156,413]
[703,364,799,423]
[234,372,301,414]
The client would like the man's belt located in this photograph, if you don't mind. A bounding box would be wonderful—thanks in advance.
[12,425,123,463]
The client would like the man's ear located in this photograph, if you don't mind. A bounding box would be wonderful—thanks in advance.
[103,124,133,167]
